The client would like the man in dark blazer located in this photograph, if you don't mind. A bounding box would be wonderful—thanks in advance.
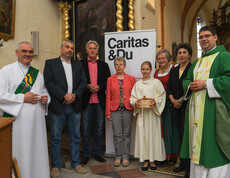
[80,40,111,165]
[44,40,87,177]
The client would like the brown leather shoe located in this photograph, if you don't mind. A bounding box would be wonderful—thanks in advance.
[122,159,129,167]
[74,165,87,174]
[114,159,121,167]
[50,168,60,178]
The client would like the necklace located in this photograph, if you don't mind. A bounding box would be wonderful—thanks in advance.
[161,64,171,74]
[161,68,167,74]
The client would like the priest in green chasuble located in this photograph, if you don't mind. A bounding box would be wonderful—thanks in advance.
[181,26,230,178]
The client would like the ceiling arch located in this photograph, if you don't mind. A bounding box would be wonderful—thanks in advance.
[181,0,224,42]
[181,0,195,42]
[189,0,207,42]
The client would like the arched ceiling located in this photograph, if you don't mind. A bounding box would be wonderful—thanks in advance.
[204,0,223,14]
[181,0,226,42]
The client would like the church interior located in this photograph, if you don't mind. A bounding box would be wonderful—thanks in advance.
[0,0,230,177]
[1,0,229,70]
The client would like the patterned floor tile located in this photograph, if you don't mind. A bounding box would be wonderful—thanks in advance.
[97,171,121,178]
[90,164,115,174]
[117,168,146,178]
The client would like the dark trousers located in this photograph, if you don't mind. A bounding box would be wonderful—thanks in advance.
[180,158,190,172]
[171,104,190,172]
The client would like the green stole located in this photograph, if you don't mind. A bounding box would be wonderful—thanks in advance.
[3,66,39,117]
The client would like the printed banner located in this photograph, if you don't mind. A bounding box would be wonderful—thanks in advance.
[104,29,156,156]
[105,29,156,78]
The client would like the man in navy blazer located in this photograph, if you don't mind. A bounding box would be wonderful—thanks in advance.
[80,40,111,165]
[44,40,87,177]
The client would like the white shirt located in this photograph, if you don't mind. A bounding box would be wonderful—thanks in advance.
[204,46,220,98]
[61,58,73,93]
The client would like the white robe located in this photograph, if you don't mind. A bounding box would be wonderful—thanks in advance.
[0,61,50,178]
[190,162,230,178]
[130,78,166,162]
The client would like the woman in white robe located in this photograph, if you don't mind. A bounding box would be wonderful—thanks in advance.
[130,61,166,171]
[0,61,50,178]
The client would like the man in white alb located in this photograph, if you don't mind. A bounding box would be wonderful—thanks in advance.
[0,41,50,178]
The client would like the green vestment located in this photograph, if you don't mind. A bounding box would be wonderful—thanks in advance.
[180,45,230,168]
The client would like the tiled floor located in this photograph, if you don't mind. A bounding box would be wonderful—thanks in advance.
[57,156,184,178]
[48,133,184,178]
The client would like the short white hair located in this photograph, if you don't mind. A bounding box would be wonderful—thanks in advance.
[60,40,74,48]
[86,40,99,50]
[16,41,32,50]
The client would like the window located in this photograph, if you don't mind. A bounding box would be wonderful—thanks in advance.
[197,16,202,58]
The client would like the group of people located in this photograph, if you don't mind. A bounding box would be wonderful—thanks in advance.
[45,40,111,178]
[153,44,192,174]
[0,40,110,178]
[105,43,192,176]
[0,25,230,178]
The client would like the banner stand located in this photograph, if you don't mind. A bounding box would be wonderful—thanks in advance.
[104,29,157,157]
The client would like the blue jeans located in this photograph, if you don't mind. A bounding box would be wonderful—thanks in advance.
[49,105,81,168]
[82,103,104,158]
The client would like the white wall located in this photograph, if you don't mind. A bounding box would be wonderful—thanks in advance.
[134,0,158,40]
[0,0,207,72]
[164,0,182,51]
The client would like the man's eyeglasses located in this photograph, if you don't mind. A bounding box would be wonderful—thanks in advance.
[198,34,213,40]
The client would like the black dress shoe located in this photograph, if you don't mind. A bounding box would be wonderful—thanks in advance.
[81,157,90,165]
[141,161,149,171]
[184,171,190,178]
[173,166,184,172]
[94,155,106,162]
[154,159,167,165]
[150,164,157,170]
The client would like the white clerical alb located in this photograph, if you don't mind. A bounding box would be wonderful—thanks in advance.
[0,61,50,178]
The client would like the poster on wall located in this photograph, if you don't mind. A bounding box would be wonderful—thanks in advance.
[104,29,156,157]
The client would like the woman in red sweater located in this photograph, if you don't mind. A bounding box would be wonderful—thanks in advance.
[106,57,136,167]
